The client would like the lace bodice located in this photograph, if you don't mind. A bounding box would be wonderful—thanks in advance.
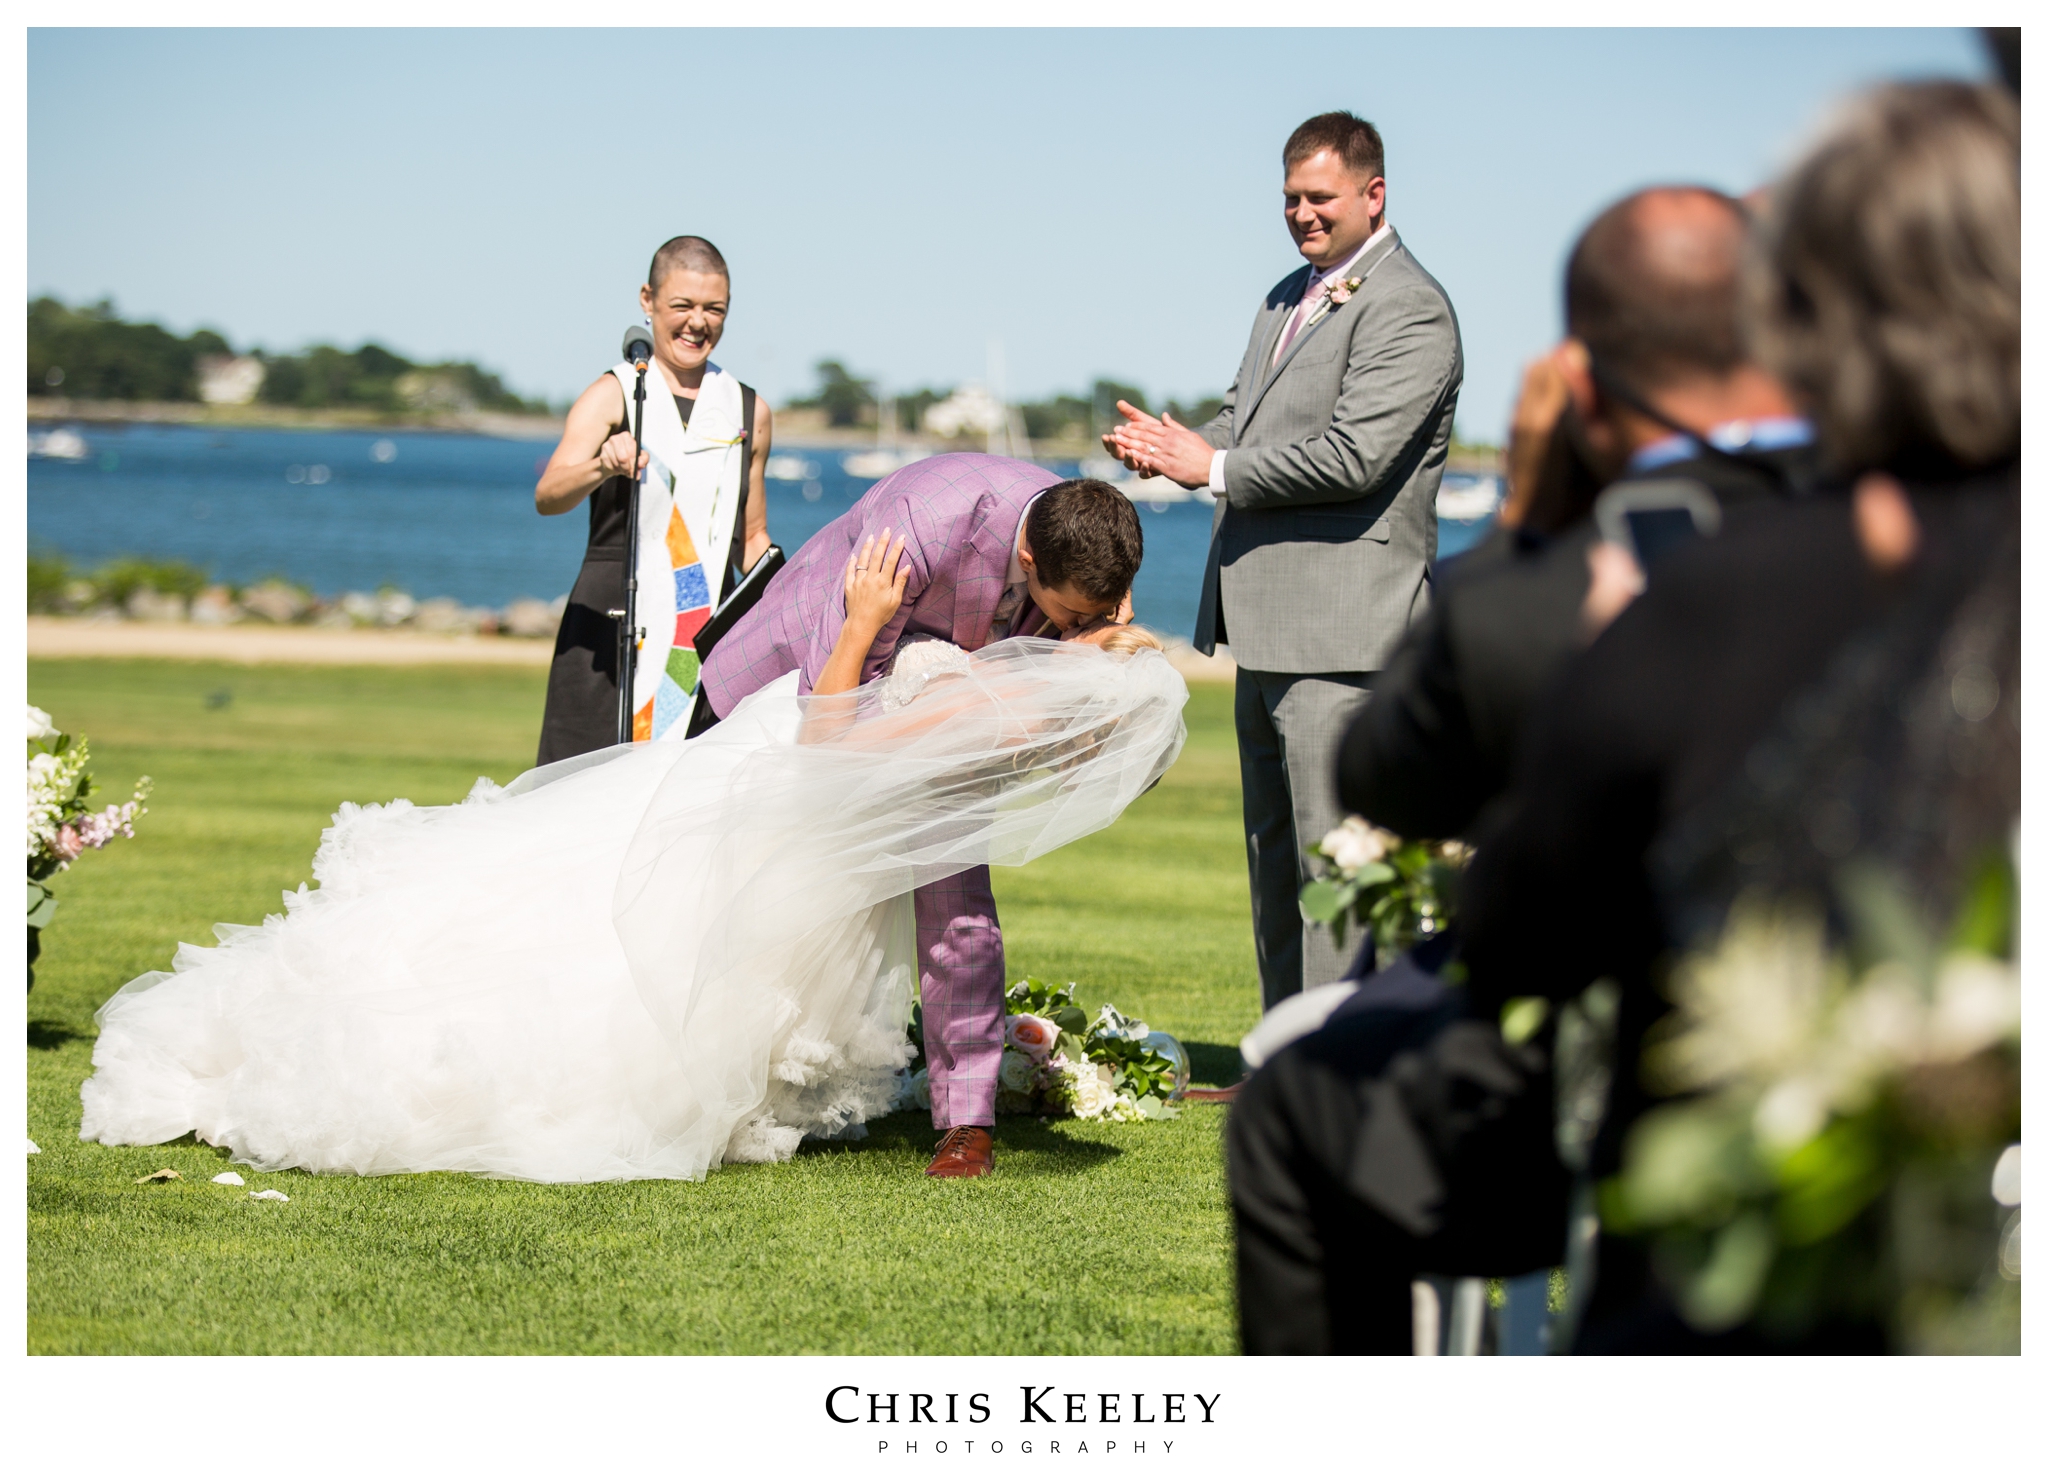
[875,636,972,712]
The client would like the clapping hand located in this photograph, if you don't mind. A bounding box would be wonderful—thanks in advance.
[1101,400,1215,490]
[844,530,910,635]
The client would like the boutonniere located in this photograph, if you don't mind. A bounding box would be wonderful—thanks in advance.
[1303,275,1363,329]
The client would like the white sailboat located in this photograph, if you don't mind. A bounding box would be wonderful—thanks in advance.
[841,393,932,480]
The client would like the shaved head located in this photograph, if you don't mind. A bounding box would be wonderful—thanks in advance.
[1566,187,1747,392]
[647,235,729,293]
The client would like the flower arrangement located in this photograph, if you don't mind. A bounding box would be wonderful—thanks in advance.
[27,705,150,988]
[1297,815,1470,971]
[897,976,1188,1123]
[1603,858,2020,1351]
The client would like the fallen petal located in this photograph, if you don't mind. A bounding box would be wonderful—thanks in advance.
[27,1139,40,1155]
[249,1189,290,1202]
[212,1171,245,1187]
[135,1168,181,1184]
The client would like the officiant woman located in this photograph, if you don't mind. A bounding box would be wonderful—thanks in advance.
[532,236,776,764]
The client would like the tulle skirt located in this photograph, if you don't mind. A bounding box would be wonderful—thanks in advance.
[79,640,1188,1182]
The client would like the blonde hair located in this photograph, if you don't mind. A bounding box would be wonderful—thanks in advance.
[1097,624,1165,658]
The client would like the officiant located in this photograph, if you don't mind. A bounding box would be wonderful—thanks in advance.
[533,235,775,765]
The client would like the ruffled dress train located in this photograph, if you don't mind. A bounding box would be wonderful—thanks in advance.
[78,639,1188,1182]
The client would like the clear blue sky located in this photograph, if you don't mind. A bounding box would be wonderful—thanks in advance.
[29,27,1990,442]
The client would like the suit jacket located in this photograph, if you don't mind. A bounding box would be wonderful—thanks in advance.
[1193,227,1463,673]
[1336,441,1825,842]
[700,452,1061,715]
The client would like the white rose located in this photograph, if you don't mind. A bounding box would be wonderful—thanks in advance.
[1071,1070,1118,1120]
[998,1048,1037,1093]
[1321,816,1391,872]
[27,706,57,742]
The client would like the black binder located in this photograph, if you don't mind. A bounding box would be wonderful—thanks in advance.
[692,543,786,662]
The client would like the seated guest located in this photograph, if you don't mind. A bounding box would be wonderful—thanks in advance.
[1227,184,1811,1355]
[1338,185,1817,844]
[1458,79,2018,1352]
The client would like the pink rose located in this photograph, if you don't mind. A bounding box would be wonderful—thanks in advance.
[1005,1013,1059,1062]
[53,825,84,863]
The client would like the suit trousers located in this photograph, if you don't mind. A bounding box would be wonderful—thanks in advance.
[1236,669,1375,1010]
[914,866,1005,1129]
[1225,974,1569,1354]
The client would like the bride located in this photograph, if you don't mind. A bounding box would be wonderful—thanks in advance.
[79,535,1187,1183]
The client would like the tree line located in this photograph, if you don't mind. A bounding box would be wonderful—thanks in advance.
[26,296,548,415]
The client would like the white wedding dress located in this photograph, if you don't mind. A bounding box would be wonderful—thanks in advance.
[79,637,1188,1183]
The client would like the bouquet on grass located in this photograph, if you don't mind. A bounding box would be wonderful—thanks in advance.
[897,976,1189,1122]
[1297,815,1471,973]
[1603,857,2020,1352]
[27,705,150,988]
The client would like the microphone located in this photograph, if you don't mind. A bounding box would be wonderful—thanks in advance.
[621,325,655,370]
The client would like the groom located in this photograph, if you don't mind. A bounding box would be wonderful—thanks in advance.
[699,453,1144,1177]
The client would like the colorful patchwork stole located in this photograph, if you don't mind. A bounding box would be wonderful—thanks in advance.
[607,360,747,741]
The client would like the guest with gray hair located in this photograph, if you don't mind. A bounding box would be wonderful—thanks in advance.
[1456,78,2019,1351]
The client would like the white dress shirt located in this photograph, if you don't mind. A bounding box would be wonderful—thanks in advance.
[1209,222,1391,496]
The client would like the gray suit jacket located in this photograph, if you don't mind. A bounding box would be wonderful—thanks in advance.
[1193,227,1463,672]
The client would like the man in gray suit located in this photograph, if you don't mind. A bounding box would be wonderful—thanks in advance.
[1109,110,1463,1009]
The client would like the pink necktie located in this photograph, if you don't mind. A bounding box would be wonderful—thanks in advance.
[1272,283,1321,366]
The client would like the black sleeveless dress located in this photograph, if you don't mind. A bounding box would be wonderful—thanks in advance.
[536,392,740,766]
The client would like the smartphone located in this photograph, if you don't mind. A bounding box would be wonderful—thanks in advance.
[1593,478,1722,571]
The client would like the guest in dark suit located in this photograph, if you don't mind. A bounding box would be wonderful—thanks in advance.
[1225,184,1819,1355]
[1339,186,1819,845]
[1458,80,2018,1352]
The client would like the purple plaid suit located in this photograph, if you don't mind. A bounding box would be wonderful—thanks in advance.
[701,453,1063,1129]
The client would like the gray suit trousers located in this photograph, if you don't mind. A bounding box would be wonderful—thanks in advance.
[1236,668,1374,1010]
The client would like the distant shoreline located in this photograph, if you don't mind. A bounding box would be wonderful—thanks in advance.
[27,396,1503,472]
[27,395,564,442]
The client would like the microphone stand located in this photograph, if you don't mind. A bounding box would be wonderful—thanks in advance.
[614,355,650,745]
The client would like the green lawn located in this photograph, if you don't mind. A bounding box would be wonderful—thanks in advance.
[26,658,1261,1354]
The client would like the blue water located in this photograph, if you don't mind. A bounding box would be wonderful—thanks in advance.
[26,422,1492,642]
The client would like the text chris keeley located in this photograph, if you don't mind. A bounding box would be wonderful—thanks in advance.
[826,1387,1220,1427]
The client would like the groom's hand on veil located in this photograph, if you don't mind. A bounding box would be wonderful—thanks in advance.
[1102,400,1214,490]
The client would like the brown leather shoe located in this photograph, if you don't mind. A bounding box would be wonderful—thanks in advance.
[1183,1080,1244,1104]
[925,1126,995,1178]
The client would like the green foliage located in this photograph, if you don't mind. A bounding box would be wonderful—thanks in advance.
[1090,379,1149,429]
[1164,395,1225,428]
[1004,974,1088,1037]
[26,549,210,613]
[27,549,72,610]
[1083,1004,1179,1111]
[893,386,945,434]
[1298,824,1466,959]
[28,295,231,402]
[26,657,1254,1352]
[26,295,544,413]
[788,359,875,427]
[258,343,543,414]
[1020,393,1091,443]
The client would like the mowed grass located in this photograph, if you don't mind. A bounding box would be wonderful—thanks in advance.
[26,658,1262,1354]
